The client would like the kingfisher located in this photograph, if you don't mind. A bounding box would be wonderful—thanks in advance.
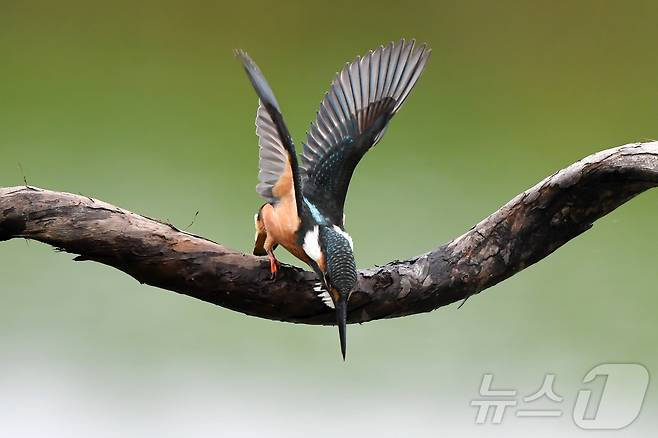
[236,39,431,359]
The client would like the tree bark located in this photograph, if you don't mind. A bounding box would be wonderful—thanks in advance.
[1,142,656,325]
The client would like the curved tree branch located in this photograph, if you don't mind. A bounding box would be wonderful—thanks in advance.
[1,142,657,325]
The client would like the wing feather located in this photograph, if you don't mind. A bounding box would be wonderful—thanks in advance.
[300,39,431,223]
[255,102,295,203]
[236,49,302,209]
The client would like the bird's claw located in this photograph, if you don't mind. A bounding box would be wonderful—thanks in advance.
[269,257,280,280]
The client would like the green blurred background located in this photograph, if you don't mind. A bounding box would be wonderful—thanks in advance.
[1,0,657,436]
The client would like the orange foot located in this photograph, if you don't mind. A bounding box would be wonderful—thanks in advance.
[267,251,280,280]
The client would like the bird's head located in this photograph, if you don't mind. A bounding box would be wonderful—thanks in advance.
[303,224,356,359]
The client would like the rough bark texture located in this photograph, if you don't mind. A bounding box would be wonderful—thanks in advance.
[1,142,656,325]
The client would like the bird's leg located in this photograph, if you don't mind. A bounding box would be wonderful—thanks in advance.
[266,249,280,280]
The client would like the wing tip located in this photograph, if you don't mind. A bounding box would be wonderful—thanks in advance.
[234,48,252,67]
[235,48,281,112]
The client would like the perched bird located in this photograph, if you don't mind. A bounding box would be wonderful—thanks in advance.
[236,40,431,359]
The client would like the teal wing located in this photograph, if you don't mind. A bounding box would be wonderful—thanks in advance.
[300,39,431,225]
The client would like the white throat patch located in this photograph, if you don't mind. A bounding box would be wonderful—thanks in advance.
[302,226,322,262]
[333,225,354,250]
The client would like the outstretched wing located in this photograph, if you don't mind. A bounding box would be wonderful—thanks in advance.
[235,50,302,210]
[255,101,294,204]
[300,39,431,225]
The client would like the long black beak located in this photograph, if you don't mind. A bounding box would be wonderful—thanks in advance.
[335,295,348,360]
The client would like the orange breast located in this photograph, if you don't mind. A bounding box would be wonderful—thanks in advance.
[261,197,312,265]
